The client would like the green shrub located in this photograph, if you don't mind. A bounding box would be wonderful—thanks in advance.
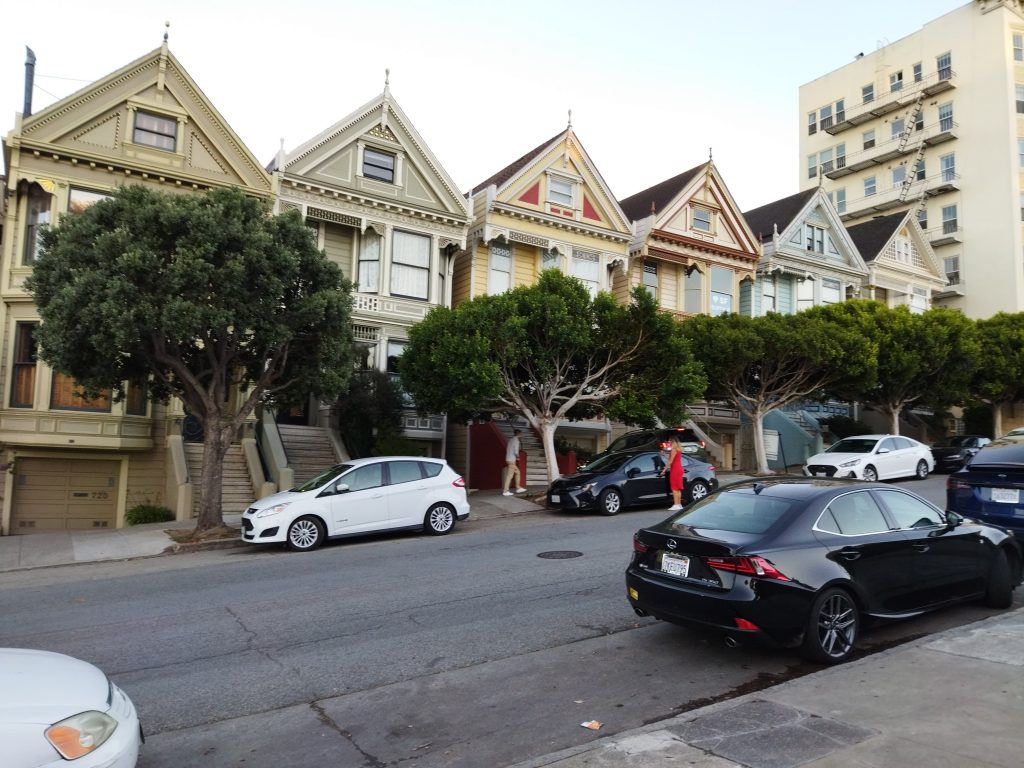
[125,504,175,526]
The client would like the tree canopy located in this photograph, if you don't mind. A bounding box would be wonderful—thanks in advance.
[970,312,1024,436]
[400,269,706,480]
[29,185,354,531]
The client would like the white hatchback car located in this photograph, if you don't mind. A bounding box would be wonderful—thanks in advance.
[804,434,934,482]
[0,648,142,768]
[242,456,470,551]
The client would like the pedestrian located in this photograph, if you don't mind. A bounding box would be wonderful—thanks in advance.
[659,436,685,511]
[503,428,528,496]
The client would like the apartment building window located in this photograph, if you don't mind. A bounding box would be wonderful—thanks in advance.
[805,225,826,254]
[710,266,733,316]
[910,287,928,313]
[1015,33,1024,62]
[684,268,703,313]
[797,279,814,311]
[862,83,874,103]
[835,143,846,169]
[821,277,841,305]
[572,250,600,297]
[914,109,924,132]
[819,104,833,131]
[819,148,834,174]
[942,204,958,235]
[892,166,907,187]
[390,231,430,300]
[835,99,845,123]
[363,148,396,183]
[834,188,847,214]
[548,176,574,207]
[913,62,923,83]
[23,183,51,265]
[944,256,960,284]
[51,373,111,412]
[10,322,38,408]
[358,232,381,293]
[894,237,912,264]
[889,71,903,93]
[917,209,928,230]
[938,103,954,132]
[891,118,906,140]
[865,176,877,196]
[1017,84,1024,114]
[937,52,952,81]
[940,153,956,183]
[488,243,512,294]
[915,158,926,181]
[807,153,818,179]
[692,206,713,232]
[542,248,560,272]
[133,111,176,151]
[808,110,817,135]
[642,262,658,299]
[762,274,776,313]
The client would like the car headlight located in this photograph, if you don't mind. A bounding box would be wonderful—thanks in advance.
[838,459,862,468]
[46,710,118,759]
[256,502,291,518]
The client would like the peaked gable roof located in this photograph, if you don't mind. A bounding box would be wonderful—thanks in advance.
[743,189,817,243]
[277,87,469,219]
[16,44,272,194]
[845,212,906,262]
[618,164,704,222]
[471,132,562,196]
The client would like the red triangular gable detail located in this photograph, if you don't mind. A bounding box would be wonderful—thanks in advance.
[518,182,540,205]
[583,194,601,222]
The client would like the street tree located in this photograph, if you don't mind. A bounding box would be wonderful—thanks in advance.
[29,185,354,534]
[680,309,876,474]
[400,270,706,481]
[822,301,980,434]
[969,312,1024,436]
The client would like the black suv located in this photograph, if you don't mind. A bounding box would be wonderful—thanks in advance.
[591,427,705,465]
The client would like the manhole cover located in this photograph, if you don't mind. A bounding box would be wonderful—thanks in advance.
[537,550,583,559]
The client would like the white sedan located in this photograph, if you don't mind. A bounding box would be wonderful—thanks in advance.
[0,648,142,768]
[804,434,934,482]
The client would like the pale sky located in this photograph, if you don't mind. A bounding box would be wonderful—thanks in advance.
[2,0,967,211]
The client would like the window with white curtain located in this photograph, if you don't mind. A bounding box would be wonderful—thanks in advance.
[489,244,512,294]
[762,274,776,313]
[821,278,841,304]
[571,250,600,297]
[710,266,733,315]
[797,279,815,311]
[684,268,703,313]
[910,287,928,313]
[358,232,381,293]
[390,231,430,300]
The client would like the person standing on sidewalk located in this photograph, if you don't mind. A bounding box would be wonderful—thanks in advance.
[660,436,685,511]
[503,429,527,496]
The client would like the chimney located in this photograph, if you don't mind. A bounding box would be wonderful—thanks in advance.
[23,47,36,117]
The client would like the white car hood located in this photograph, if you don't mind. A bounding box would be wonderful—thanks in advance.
[250,489,307,510]
[808,451,870,465]
[0,648,109,724]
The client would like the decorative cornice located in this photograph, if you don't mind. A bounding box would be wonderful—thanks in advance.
[508,230,550,249]
[651,228,758,264]
[489,202,630,244]
[282,186,467,237]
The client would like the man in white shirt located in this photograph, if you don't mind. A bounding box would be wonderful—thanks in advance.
[503,428,528,496]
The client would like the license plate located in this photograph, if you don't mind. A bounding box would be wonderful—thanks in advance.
[992,488,1020,504]
[661,552,690,578]
[550,494,560,503]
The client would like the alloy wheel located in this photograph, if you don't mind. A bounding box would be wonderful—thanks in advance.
[426,504,454,535]
[815,591,857,660]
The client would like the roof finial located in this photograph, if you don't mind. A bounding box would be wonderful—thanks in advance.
[384,68,390,95]
[163,21,170,44]
[708,146,713,162]
[567,108,573,129]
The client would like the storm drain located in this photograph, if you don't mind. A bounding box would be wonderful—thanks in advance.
[537,550,583,559]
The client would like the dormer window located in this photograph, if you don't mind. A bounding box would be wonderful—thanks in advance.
[363,148,396,183]
[548,177,574,207]
[133,112,177,151]
[692,207,713,233]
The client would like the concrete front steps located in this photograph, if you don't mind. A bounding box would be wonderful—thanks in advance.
[184,443,256,517]
[494,421,548,487]
[277,424,339,485]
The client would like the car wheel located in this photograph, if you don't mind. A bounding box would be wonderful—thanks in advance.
[424,503,455,535]
[286,516,325,552]
[599,488,622,516]
[862,465,878,482]
[688,480,710,504]
[801,587,859,665]
[915,460,929,480]
[984,548,1014,609]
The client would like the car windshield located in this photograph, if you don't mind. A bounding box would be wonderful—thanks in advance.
[668,490,796,534]
[826,438,878,454]
[936,436,974,448]
[580,453,632,474]
[292,464,351,492]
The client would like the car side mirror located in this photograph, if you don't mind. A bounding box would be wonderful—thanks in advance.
[876,448,890,454]
[627,467,641,478]
[945,510,963,529]
[335,482,350,494]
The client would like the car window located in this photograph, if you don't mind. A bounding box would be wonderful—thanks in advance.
[826,438,878,454]
[893,437,914,450]
[669,492,795,534]
[819,491,890,535]
[387,460,423,485]
[581,453,631,473]
[878,438,897,452]
[625,453,663,474]
[342,463,384,492]
[875,490,944,529]
[295,464,351,492]
[420,461,443,478]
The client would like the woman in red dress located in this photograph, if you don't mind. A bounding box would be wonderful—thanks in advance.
[665,437,685,511]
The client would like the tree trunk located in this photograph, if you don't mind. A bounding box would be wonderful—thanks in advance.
[883,406,900,435]
[993,402,1004,438]
[540,419,560,483]
[751,411,770,475]
[195,417,232,532]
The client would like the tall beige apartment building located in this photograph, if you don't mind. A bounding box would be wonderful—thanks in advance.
[799,0,1024,319]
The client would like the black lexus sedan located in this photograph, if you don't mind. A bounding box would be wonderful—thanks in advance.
[547,450,718,515]
[626,477,1021,664]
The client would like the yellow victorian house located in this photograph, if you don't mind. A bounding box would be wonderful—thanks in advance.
[0,39,272,533]
[449,124,632,484]
[616,161,761,470]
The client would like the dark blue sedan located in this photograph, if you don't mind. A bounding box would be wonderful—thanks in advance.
[947,438,1024,539]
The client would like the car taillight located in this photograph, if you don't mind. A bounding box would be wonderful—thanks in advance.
[452,477,466,488]
[699,440,706,448]
[947,475,970,490]
[633,535,650,554]
[704,555,790,581]
[707,465,716,472]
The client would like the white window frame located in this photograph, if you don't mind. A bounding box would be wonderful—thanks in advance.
[894,237,912,265]
[692,206,714,232]
[390,230,431,300]
[571,250,600,297]
[642,262,658,299]
[821,277,841,305]
[863,129,875,150]
[358,231,381,293]
[942,204,958,235]
[944,256,960,284]
[363,147,396,183]
[835,188,847,215]
[762,274,776,313]
[889,71,903,93]
[709,266,733,316]
[1015,33,1024,62]
[940,153,956,182]
[862,83,874,103]
[865,176,877,196]
[796,278,815,312]
[488,243,512,294]
[548,175,574,207]
[805,224,825,254]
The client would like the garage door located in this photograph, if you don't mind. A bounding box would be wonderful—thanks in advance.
[11,458,119,534]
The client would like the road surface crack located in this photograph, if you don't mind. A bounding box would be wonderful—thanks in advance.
[310,701,385,767]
